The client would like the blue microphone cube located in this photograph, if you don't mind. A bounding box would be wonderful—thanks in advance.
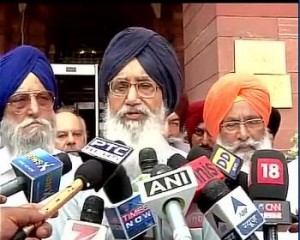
[11,148,63,202]
[105,193,156,239]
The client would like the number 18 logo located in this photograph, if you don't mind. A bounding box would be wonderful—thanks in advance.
[257,158,284,184]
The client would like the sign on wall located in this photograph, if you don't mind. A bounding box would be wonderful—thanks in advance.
[234,39,292,108]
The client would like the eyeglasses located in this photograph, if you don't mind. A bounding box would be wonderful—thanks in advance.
[7,90,55,114]
[221,118,264,133]
[108,79,158,98]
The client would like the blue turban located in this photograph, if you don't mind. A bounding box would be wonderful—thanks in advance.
[99,27,183,113]
[0,45,59,120]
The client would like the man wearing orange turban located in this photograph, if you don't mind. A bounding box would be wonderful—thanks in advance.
[204,73,298,238]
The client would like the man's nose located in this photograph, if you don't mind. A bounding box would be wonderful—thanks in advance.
[125,85,141,106]
[27,95,39,117]
[202,132,209,145]
[237,123,250,141]
[66,132,75,144]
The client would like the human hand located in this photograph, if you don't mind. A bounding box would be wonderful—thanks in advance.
[0,205,56,240]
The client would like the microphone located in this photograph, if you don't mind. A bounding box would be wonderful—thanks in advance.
[79,137,134,192]
[200,180,265,240]
[131,148,158,192]
[61,195,107,239]
[0,149,72,202]
[167,153,225,200]
[210,144,244,180]
[139,147,158,174]
[138,164,198,240]
[248,150,292,239]
[104,172,156,240]
[12,159,105,240]
[103,165,133,204]
[186,146,212,161]
[79,137,133,166]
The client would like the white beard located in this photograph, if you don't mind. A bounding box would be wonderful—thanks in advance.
[216,129,272,173]
[103,102,171,179]
[0,116,56,157]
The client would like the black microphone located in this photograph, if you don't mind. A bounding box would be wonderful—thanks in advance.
[197,180,265,240]
[186,146,212,161]
[61,195,106,239]
[139,147,158,174]
[103,165,133,204]
[0,151,72,201]
[248,150,292,240]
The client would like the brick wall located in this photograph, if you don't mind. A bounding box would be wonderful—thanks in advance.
[183,3,298,149]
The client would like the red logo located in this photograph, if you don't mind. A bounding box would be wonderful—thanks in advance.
[72,223,99,240]
[257,158,284,184]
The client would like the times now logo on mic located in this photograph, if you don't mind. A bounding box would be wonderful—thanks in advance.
[211,144,243,179]
[105,194,156,239]
[81,137,133,165]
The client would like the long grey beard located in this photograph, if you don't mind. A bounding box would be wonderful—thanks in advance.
[0,116,56,157]
[216,129,272,173]
[103,103,171,179]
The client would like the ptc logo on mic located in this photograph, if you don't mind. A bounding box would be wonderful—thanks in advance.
[81,137,133,165]
[211,145,243,179]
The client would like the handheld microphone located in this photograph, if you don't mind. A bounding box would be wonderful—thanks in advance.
[62,195,106,239]
[79,137,133,166]
[0,149,72,202]
[105,175,156,240]
[201,180,265,240]
[167,153,225,200]
[138,164,198,240]
[248,150,292,238]
[186,146,212,161]
[79,137,134,192]
[131,148,158,192]
[210,144,244,180]
[12,159,105,240]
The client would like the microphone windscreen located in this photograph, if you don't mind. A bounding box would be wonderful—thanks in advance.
[104,165,133,203]
[54,152,72,175]
[197,180,230,213]
[248,150,288,200]
[75,159,104,191]
[150,164,172,177]
[80,195,104,224]
[139,148,158,174]
[187,146,212,161]
[167,153,188,169]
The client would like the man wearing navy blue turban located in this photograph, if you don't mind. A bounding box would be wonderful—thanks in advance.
[88,27,219,240]
[0,45,86,239]
[0,45,59,157]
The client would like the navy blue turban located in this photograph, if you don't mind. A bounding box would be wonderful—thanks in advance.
[99,27,183,113]
[0,45,59,120]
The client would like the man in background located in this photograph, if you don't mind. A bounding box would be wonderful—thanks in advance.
[185,100,214,151]
[55,109,87,155]
[163,93,190,152]
[203,73,298,239]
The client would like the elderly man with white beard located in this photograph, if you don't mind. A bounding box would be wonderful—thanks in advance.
[0,45,84,239]
[47,27,219,240]
[98,27,222,240]
[203,73,298,240]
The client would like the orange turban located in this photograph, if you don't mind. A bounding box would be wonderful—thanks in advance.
[203,73,271,140]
